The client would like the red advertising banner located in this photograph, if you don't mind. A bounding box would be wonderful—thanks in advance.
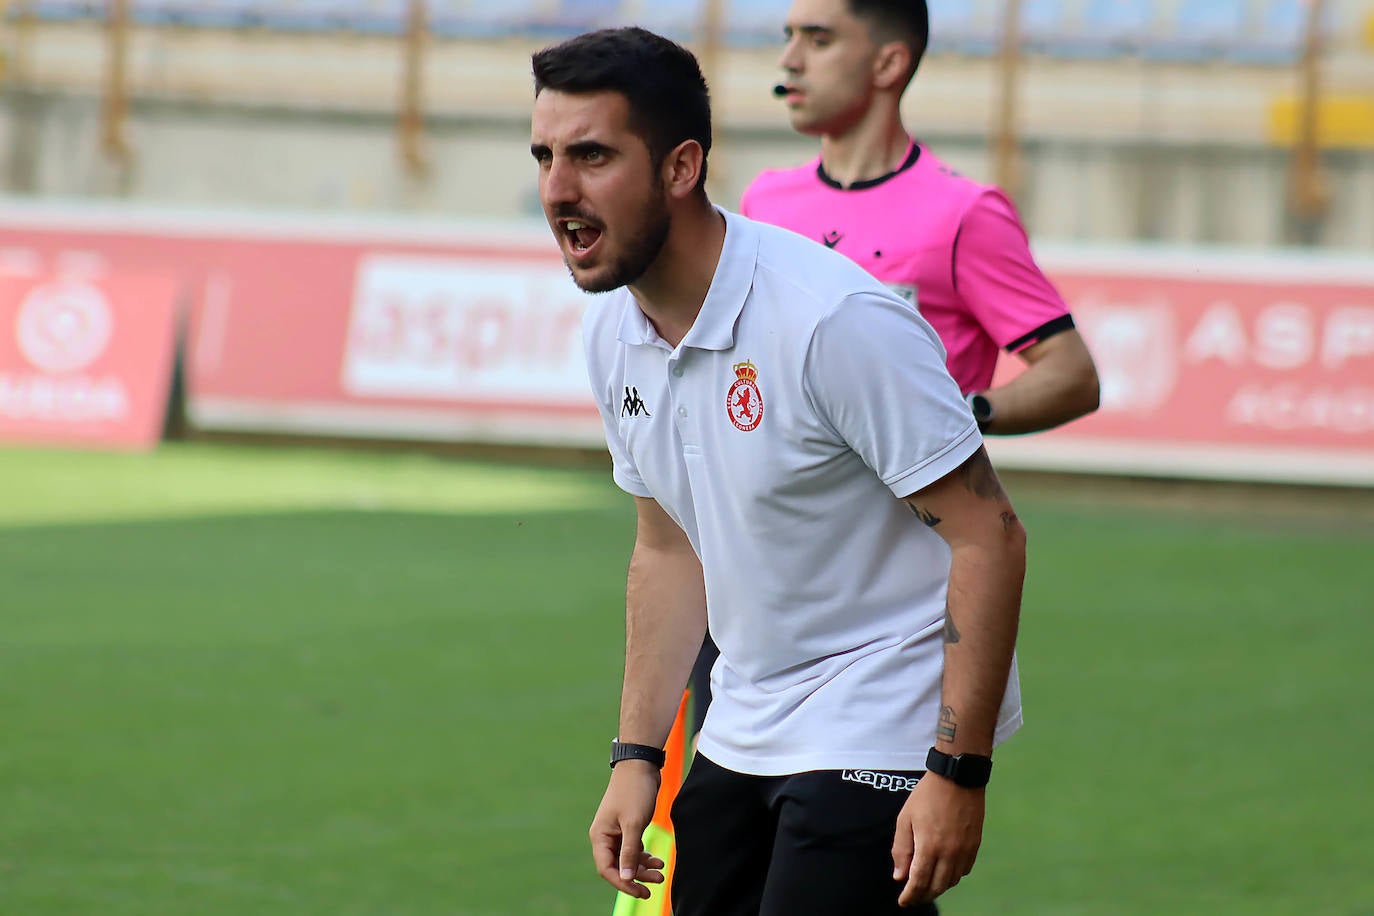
[0,271,178,449]
[0,208,603,448]
[0,204,1370,483]
[990,253,1374,484]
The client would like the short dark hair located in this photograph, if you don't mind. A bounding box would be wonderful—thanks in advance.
[847,0,929,78]
[532,27,712,190]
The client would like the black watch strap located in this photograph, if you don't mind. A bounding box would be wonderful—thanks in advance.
[925,746,993,788]
[967,392,994,432]
[610,739,666,769]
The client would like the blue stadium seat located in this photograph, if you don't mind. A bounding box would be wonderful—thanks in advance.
[257,0,351,32]
[17,1,98,22]
[430,0,547,39]
[346,0,410,35]
[927,0,999,56]
[1020,0,1069,54]
[1228,0,1331,66]
[1145,0,1246,61]
[726,0,792,47]
[1077,0,1153,57]
[628,0,701,42]
[142,0,260,29]
[547,0,623,33]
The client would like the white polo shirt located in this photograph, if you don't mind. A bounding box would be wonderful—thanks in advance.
[583,209,1022,775]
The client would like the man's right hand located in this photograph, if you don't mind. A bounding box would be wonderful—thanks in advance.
[589,761,666,899]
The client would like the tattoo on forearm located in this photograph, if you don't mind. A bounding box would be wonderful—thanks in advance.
[959,448,1007,501]
[943,608,961,645]
[909,503,942,528]
[938,705,957,743]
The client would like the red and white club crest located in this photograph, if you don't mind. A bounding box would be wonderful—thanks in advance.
[726,360,763,431]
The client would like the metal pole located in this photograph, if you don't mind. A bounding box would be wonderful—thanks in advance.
[1287,0,1330,241]
[102,0,132,164]
[698,0,726,196]
[398,0,430,180]
[992,0,1023,198]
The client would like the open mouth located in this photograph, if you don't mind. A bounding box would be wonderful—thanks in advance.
[560,219,604,260]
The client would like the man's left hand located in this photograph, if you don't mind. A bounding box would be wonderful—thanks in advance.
[891,771,986,906]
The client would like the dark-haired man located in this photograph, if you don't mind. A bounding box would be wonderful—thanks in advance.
[531,26,1027,914]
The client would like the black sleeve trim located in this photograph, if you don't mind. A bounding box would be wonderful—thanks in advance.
[950,217,965,296]
[1005,314,1075,352]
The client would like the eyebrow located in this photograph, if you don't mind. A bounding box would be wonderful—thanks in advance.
[784,24,835,38]
[530,140,615,160]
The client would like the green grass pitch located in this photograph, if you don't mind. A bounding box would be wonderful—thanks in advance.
[1,442,1371,915]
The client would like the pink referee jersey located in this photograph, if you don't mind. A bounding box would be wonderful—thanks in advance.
[741,142,1073,395]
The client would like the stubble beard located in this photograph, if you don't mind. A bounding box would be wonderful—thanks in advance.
[568,186,671,294]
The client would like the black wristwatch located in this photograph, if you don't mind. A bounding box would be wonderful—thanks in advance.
[967,392,994,432]
[610,739,666,770]
[925,747,993,788]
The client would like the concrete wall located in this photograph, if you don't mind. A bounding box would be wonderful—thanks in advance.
[3,88,1369,251]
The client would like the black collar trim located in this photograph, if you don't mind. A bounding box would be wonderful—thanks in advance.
[817,142,921,190]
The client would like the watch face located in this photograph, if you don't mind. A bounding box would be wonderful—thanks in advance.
[957,755,993,783]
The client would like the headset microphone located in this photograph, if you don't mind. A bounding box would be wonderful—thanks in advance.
[772,84,789,98]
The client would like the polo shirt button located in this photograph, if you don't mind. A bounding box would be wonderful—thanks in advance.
[672,368,684,378]
[678,407,688,417]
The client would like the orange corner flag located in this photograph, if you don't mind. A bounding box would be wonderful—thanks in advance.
[611,691,691,916]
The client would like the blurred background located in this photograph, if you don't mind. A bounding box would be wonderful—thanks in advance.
[0,2,1372,915]
[1,0,1372,246]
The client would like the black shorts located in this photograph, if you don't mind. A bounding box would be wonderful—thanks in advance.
[670,754,939,916]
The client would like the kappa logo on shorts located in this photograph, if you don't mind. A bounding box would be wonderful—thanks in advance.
[726,361,763,432]
[842,769,921,792]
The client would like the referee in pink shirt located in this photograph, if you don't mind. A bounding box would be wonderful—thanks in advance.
[745,0,1099,428]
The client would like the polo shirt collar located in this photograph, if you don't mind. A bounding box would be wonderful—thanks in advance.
[616,207,757,352]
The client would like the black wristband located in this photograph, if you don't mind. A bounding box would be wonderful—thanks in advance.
[925,746,993,788]
[610,739,666,769]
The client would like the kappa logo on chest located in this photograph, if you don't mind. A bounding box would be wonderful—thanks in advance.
[621,386,652,418]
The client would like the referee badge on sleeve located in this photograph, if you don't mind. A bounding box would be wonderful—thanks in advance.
[727,360,764,432]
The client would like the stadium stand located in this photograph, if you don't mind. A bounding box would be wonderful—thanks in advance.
[1142,0,1248,62]
[1075,0,1154,58]
[927,0,1001,56]
[1228,0,1335,65]
[620,0,700,42]
[5,0,1359,64]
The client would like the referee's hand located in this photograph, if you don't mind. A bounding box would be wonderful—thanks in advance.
[590,762,665,899]
[891,771,986,906]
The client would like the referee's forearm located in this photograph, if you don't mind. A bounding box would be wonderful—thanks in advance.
[617,544,708,749]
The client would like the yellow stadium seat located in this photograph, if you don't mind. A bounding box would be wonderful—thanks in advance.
[1268,95,1374,148]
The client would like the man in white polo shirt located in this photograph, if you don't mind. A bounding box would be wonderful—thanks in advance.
[531,27,1027,915]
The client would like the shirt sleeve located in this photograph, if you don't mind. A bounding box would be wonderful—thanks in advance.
[954,189,1072,353]
[803,293,982,498]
